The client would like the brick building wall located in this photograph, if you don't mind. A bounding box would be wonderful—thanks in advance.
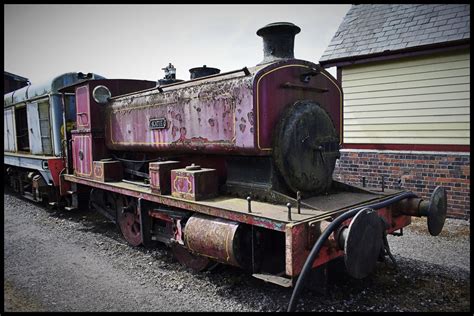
[333,149,470,220]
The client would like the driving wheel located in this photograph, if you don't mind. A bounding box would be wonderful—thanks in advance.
[116,196,142,247]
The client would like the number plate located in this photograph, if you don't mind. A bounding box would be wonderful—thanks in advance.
[149,117,167,129]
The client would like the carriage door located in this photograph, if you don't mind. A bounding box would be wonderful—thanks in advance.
[4,108,16,152]
[27,101,52,155]
[27,102,42,154]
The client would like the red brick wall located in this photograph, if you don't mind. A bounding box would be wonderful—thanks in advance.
[333,150,470,220]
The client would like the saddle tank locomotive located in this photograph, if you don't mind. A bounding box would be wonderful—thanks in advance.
[5,22,449,311]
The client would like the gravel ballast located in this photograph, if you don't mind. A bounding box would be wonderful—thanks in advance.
[4,188,470,312]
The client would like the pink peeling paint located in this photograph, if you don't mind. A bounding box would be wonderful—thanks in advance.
[174,174,193,194]
[106,75,256,154]
[76,86,90,129]
[72,133,92,177]
[104,60,341,156]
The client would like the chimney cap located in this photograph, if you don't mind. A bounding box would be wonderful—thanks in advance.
[189,65,221,79]
[256,22,301,37]
[189,65,220,73]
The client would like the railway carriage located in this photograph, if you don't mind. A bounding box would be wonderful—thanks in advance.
[4,72,104,202]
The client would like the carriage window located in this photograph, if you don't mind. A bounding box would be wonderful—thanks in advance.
[26,100,52,155]
[15,106,29,152]
[38,101,53,155]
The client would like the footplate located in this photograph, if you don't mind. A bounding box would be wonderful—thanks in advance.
[252,273,293,287]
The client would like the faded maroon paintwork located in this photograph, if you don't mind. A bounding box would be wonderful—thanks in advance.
[104,60,342,155]
[106,73,255,153]
[63,174,287,232]
[184,214,242,267]
[285,208,411,277]
[75,85,91,130]
[253,60,342,150]
[71,132,108,178]
[72,133,93,177]
[171,167,218,201]
[149,161,181,194]
[92,160,123,182]
[63,172,415,280]
[67,79,156,181]
[66,80,157,133]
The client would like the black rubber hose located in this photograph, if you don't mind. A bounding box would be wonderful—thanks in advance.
[287,191,418,312]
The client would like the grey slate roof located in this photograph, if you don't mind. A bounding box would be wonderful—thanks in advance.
[320,4,470,63]
[4,71,29,82]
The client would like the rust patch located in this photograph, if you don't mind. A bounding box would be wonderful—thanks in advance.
[184,214,241,267]
[247,111,254,125]
[188,137,210,143]
[171,126,179,139]
[179,127,187,140]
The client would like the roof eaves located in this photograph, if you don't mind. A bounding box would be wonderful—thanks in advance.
[4,71,29,82]
[320,38,470,68]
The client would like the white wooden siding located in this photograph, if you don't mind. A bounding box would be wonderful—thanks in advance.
[341,50,470,145]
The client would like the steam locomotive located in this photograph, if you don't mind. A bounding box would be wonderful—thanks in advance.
[4,22,448,310]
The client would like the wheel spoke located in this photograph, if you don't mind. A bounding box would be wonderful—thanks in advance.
[116,197,142,247]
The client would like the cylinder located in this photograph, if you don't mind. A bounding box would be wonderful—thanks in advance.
[256,22,301,65]
[183,214,250,268]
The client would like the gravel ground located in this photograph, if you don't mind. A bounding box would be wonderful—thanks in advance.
[4,187,471,312]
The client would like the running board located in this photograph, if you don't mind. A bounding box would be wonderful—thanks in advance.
[252,273,293,287]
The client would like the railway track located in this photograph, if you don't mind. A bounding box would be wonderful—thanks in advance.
[4,188,470,312]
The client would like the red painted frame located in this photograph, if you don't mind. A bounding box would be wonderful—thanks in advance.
[46,158,65,186]
[63,174,287,232]
[285,209,411,277]
[63,173,413,280]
